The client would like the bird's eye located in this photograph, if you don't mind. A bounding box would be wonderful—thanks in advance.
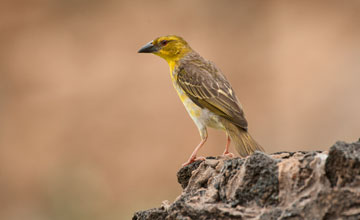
[160,40,168,46]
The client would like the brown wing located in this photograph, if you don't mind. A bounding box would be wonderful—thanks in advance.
[176,59,248,130]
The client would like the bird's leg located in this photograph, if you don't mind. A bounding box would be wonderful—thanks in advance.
[182,128,208,167]
[222,134,234,157]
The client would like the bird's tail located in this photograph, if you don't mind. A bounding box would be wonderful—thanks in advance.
[222,120,264,157]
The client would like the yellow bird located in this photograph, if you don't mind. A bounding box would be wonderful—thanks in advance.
[138,35,264,166]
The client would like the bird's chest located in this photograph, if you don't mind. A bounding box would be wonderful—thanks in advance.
[171,69,224,130]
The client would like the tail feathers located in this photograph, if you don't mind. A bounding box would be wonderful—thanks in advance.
[223,120,264,157]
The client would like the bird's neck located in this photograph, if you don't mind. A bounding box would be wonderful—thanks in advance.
[163,47,192,68]
[168,60,178,82]
[167,51,198,81]
[168,60,177,72]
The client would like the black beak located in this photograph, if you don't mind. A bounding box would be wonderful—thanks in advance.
[138,42,159,53]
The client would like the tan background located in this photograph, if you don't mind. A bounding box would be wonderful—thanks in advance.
[1,0,360,219]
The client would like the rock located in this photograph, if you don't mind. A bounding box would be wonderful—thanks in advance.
[176,160,203,189]
[133,140,360,220]
[325,141,360,187]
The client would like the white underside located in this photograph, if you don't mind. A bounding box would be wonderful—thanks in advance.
[174,84,225,133]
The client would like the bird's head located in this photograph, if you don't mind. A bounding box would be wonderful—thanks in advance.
[138,35,192,62]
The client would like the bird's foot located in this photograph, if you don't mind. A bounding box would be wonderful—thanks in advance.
[222,152,235,158]
[182,156,206,167]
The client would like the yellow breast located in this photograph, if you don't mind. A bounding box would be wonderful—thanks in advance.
[169,61,202,118]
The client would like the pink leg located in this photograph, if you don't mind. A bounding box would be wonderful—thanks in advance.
[182,135,208,167]
[222,134,234,157]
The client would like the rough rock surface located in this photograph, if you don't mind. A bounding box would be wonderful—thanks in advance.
[133,140,360,220]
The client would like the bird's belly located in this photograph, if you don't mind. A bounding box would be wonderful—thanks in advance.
[174,84,225,130]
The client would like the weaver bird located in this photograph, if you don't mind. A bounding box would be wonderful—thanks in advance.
[138,35,264,166]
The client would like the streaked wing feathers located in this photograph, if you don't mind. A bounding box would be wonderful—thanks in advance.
[177,60,248,129]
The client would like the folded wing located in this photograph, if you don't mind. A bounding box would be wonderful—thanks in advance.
[176,60,248,130]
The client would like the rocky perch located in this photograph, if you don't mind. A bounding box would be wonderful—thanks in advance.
[133,140,360,220]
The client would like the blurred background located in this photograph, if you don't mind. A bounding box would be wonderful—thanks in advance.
[1,0,360,219]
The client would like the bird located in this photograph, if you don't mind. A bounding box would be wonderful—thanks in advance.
[138,35,264,166]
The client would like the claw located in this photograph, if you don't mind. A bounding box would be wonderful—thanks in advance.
[182,156,205,167]
[222,152,234,158]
